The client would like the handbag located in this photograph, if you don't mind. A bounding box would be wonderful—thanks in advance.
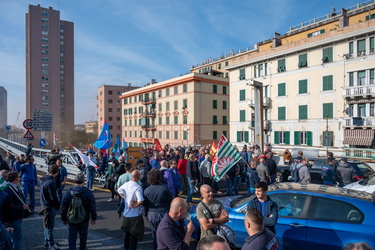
[200,202,236,249]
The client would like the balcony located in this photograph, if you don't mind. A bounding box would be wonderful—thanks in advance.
[248,97,271,109]
[141,111,156,117]
[141,125,156,131]
[343,117,375,129]
[141,97,156,105]
[342,85,375,99]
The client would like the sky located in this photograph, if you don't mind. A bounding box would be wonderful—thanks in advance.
[0,0,362,126]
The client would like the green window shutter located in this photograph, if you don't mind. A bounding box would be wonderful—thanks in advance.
[307,131,313,146]
[358,40,366,54]
[183,131,187,140]
[218,63,221,69]
[225,61,228,66]
[225,72,229,78]
[370,69,374,80]
[223,131,227,137]
[213,85,217,93]
[323,75,333,91]
[223,86,227,94]
[239,69,246,80]
[239,89,246,101]
[294,131,300,145]
[183,84,187,93]
[237,131,241,142]
[278,107,286,120]
[174,100,178,109]
[349,42,354,54]
[183,115,187,124]
[159,117,162,125]
[174,116,178,124]
[166,102,170,110]
[223,101,227,109]
[323,103,333,119]
[298,54,307,67]
[183,99,187,108]
[320,29,325,34]
[299,105,308,120]
[274,131,279,144]
[285,131,290,145]
[322,47,333,62]
[278,83,286,96]
[307,33,312,38]
[277,59,286,72]
[223,116,227,124]
[239,110,246,122]
[213,131,218,140]
[245,131,249,142]
[213,100,217,109]
[213,115,218,124]
[299,79,307,94]
[166,117,170,125]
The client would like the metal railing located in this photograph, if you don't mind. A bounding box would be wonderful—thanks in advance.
[343,85,375,96]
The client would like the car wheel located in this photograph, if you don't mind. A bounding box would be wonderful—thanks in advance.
[275,172,283,183]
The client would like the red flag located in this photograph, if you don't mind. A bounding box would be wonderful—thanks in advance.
[210,141,217,156]
[154,139,162,152]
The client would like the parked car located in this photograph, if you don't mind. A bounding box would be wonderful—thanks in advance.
[189,183,375,249]
[344,174,375,193]
[276,158,374,184]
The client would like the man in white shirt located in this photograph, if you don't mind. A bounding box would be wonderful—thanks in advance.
[117,170,144,250]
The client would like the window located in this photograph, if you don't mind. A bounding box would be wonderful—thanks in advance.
[42,83,48,88]
[370,69,374,84]
[108,108,113,112]
[166,117,170,125]
[108,99,113,103]
[270,193,307,218]
[358,104,366,117]
[166,131,170,139]
[108,90,113,95]
[299,105,308,120]
[278,83,286,96]
[349,72,354,86]
[225,72,229,78]
[42,50,48,55]
[237,131,249,142]
[174,116,178,124]
[295,131,312,145]
[370,103,374,116]
[42,18,48,23]
[174,100,178,110]
[183,115,187,124]
[312,197,363,223]
[322,131,334,146]
[158,117,162,125]
[222,86,227,94]
[277,59,286,72]
[42,89,48,93]
[183,99,187,109]
[357,71,366,85]
[108,117,113,121]
[278,107,286,120]
[225,61,228,66]
[42,44,48,48]
[239,68,246,80]
[42,31,48,36]
[213,115,218,124]
[323,75,333,91]
[117,117,121,121]
[239,110,246,122]
[322,47,333,63]
[174,131,178,139]
[274,131,290,144]
[166,102,170,110]
[213,100,217,109]
[173,86,178,95]
[222,131,227,137]
[349,42,354,57]
[213,85,217,93]
[183,84,187,93]
[42,70,48,74]
[299,80,308,94]
[222,101,227,110]
[159,131,162,139]
[239,89,246,101]
[213,131,218,140]
[183,131,187,140]
[42,25,48,29]
[357,39,366,56]
[166,88,170,96]
[218,63,221,69]
[258,64,264,76]
[298,53,308,68]
[223,116,227,124]
[366,13,375,21]
[158,103,162,111]
[370,37,374,53]
[42,57,48,61]
[124,99,128,104]
[323,103,333,119]
[42,64,48,68]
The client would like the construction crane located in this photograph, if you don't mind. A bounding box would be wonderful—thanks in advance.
[14,112,20,127]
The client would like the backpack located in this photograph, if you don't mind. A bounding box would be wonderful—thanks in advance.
[291,163,300,182]
[67,195,86,224]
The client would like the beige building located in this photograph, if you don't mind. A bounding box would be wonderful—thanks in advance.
[26,4,74,147]
[120,73,229,147]
[85,121,98,134]
[192,2,375,149]
[97,84,138,146]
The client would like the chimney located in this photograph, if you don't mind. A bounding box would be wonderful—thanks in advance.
[151,79,157,84]
[272,32,282,48]
[339,8,349,28]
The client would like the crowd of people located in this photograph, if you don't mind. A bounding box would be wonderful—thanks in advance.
[0,143,372,250]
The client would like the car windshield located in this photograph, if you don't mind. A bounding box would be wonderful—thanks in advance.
[351,162,374,176]
[230,194,254,209]
[359,174,375,186]
[309,159,326,169]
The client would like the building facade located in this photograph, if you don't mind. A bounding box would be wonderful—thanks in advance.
[85,121,98,134]
[120,73,229,147]
[26,4,74,147]
[0,86,7,129]
[97,84,139,146]
[192,2,375,149]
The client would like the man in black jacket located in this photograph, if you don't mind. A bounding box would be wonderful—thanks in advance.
[61,172,97,250]
[40,164,61,250]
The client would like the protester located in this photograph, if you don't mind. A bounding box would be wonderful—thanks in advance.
[265,152,277,184]
[13,154,26,172]
[196,184,229,239]
[4,151,15,171]
[40,164,61,250]
[242,207,279,250]
[0,187,14,250]
[118,170,144,250]
[321,158,336,186]
[336,158,354,187]
[256,157,270,184]
[137,159,149,190]
[177,152,188,195]
[61,172,97,250]
[169,159,182,197]
[297,157,311,184]
[247,158,260,194]
[247,182,278,234]
[226,163,240,196]
[197,234,231,250]
[117,163,133,188]
[160,160,175,196]
[156,197,195,250]
[85,152,97,191]
[283,149,293,165]
[25,142,33,156]
[106,159,118,202]
[20,155,38,212]
[186,154,198,205]
[143,169,173,250]
[55,159,67,202]
[0,155,10,171]
[344,242,373,250]
[199,154,212,188]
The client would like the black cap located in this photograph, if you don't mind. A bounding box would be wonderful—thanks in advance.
[341,157,348,163]
[136,159,144,165]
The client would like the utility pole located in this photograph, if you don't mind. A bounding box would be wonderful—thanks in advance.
[247,80,264,153]
[326,115,329,156]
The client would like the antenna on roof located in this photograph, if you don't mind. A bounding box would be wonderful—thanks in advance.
[332,4,337,16]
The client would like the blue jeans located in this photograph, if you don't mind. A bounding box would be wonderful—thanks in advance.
[43,208,56,247]
[86,169,95,189]
[226,176,235,196]
[187,177,195,203]
[67,221,89,250]
[7,219,23,250]
[22,181,36,211]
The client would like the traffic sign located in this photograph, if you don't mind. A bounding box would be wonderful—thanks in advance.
[5,126,11,131]
[33,109,52,131]
[40,139,46,147]
[23,130,34,139]
[23,119,34,129]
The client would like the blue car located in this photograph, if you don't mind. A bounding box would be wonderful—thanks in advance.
[189,183,375,249]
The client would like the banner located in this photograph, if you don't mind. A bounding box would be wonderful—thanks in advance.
[213,135,242,182]
[122,138,128,150]
[112,137,121,160]
[210,141,217,156]
[154,139,162,152]
[70,144,98,168]
[0,177,9,191]
[94,120,111,150]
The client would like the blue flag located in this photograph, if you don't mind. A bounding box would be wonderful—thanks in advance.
[122,138,128,150]
[94,121,111,150]
[112,137,121,160]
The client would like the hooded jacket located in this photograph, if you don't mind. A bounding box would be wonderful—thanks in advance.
[61,185,97,223]
[247,195,278,234]
[336,163,354,185]
[40,174,60,210]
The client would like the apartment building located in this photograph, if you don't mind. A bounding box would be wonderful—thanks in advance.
[26,4,74,147]
[192,1,375,149]
[120,73,229,147]
[85,121,98,134]
[0,86,7,129]
[97,84,139,146]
